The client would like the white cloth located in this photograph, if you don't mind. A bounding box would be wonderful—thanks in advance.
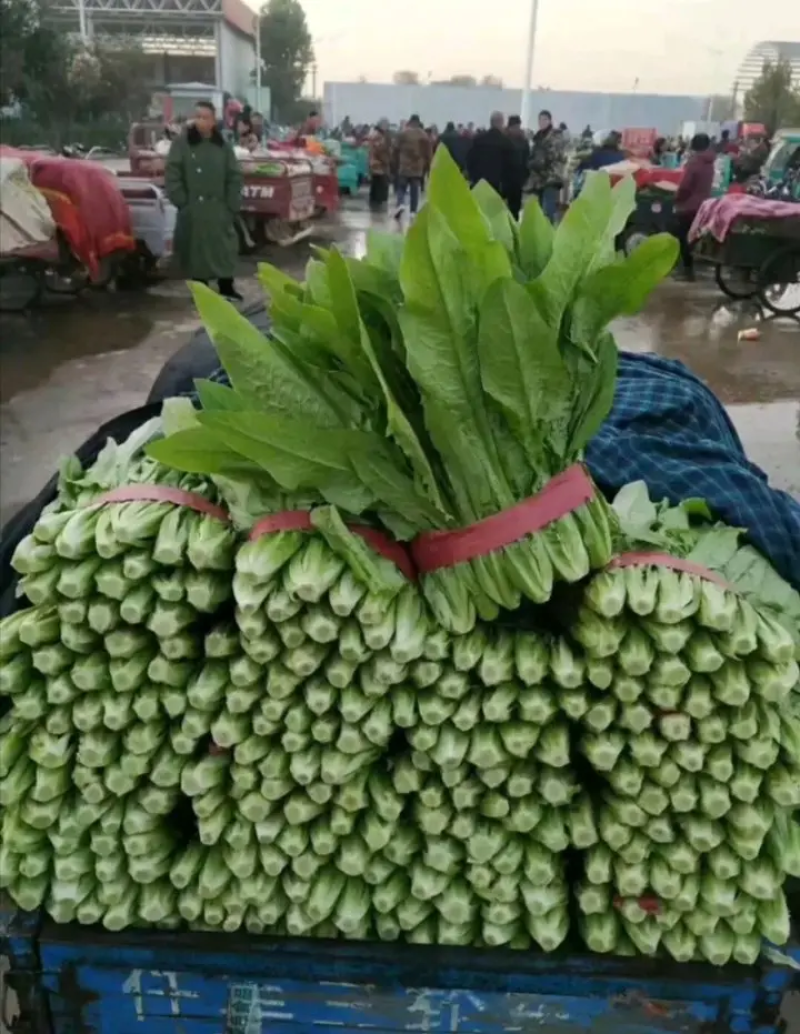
[0,157,55,255]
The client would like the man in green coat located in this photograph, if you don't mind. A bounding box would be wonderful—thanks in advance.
[166,100,244,299]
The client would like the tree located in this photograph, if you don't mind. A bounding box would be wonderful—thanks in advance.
[393,70,419,85]
[68,40,153,121]
[743,59,800,134]
[449,74,477,87]
[0,0,68,107]
[258,0,314,122]
[481,75,503,88]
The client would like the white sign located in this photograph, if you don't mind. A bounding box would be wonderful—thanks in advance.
[121,969,198,1021]
[291,180,313,200]
[242,184,275,200]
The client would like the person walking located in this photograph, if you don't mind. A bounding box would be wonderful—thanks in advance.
[528,109,567,223]
[166,100,244,300]
[577,130,625,172]
[368,119,392,210]
[393,114,431,220]
[672,132,716,281]
[504,115,530,218]
[437,121,469,171]
[467,111,512,195]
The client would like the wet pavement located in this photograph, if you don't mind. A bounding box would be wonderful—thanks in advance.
[1,198,798,531]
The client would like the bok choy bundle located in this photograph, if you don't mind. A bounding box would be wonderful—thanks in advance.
[147,149,678,633]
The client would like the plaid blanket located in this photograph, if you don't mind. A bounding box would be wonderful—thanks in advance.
[195,349,800,591]
[586,352,800,590]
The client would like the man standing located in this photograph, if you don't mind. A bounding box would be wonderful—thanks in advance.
[529,109,567,223]
[368,119,392,210]
[672,133,716,281]
[166,100,244,300]
[504,115,530,218]
[467,111,512,196]
[438,121,468,171]
[393,114,431,220]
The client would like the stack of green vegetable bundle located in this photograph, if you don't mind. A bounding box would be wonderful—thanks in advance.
[0,437,238,924]
[2,153,798,966]
[569,557,799,965]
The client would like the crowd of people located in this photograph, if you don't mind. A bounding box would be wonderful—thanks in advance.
[161,95,797,297]
[367,109,572,222]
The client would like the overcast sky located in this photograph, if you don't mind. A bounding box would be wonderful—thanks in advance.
[294,0,796,95]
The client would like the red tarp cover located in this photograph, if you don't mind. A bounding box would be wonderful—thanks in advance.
[0,146,134,279]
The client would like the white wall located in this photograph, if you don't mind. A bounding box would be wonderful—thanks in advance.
[216,22,257,98]
[324,82,707,136]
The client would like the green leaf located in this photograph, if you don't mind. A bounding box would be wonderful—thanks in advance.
[194,380,247,412]
[311,506,407,596]
[161,397,199,436]
[471,180,517,257]
[270,290,305,333]
[427,145,494,257]
[199,410,360,492]
[327,249,449,519]
[477,277,569,472]
[612,481,659,530]
[566,330,618,455]
[518,196,554,280]
[323,250,382,391]
[533,172,636,329]
[190,283,357,428]
[688,527,743,570]
[146,427,259,476]
[199,411,439,527]
[399,206,513,521]
[366,230,405,279]
[570,234,679,345]
[304,258,332,308]
[257,262,304,301]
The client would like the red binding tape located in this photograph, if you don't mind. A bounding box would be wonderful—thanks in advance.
[90,485,230,523]
[607,552,735,591]
[411,463,595,574]
[613,895,662,915]
[249,510,416,581]
[249,511,313,538]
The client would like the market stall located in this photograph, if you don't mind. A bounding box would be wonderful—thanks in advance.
[128,124,316,250]
[690,193,800,315]
[0,147,136,310]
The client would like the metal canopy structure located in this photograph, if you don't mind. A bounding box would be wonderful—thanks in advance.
[45,0,253,56]
[735,40,800,95]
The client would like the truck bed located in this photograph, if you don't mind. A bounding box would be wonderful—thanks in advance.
[3,897,798,1034]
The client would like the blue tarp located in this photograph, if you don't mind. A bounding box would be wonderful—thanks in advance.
[586,352,800,591]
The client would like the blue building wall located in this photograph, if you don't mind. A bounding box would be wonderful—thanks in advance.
[323,82,707,136]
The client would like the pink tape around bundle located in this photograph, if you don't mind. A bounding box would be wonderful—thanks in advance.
[90,484,231,523]
[607,552,736,592]
[411,463,595,575]
[249,510,416,582]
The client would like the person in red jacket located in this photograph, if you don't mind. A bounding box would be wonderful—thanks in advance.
[672,133,716,281]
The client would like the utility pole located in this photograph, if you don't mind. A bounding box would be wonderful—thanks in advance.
[311,61,318,100]
[519,0,540,130]
[78,0,88,41]
[254,10,262,114]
